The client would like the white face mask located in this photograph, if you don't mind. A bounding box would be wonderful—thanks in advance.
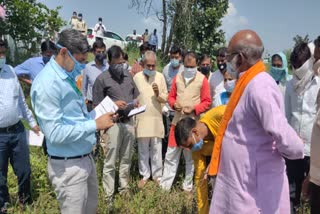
[224,79,236,93]
[0,57,6,71]
[313,59,320,76]
[293,58,313,80]
[183,67,197,79]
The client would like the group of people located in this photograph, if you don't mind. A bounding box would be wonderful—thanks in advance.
[1,26,320,214]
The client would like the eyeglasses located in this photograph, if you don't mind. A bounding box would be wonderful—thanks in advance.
[225,52,239,62]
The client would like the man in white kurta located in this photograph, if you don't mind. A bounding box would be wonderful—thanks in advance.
[133,51,168,188]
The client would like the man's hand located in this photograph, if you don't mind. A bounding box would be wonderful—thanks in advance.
[114,100,127,109]
[174,102,182,112]
[96,113,115,130]
[301,176,311,201]
[182,106,194,115]
[152,83,159,97]
[31,125,40,136]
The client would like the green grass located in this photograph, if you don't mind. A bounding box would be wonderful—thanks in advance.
[6,146,194,214]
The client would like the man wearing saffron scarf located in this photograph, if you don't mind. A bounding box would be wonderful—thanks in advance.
[208,30,304,213]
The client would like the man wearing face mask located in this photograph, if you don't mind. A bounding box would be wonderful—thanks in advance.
[15,40,56,85]
[82,40,108,112]
[94,17,106,37]
[160,51,211,193]
[269,52,291,96]
[0,39,40,214]
[284,42,320,212]
[209,47,230,107]
[31,29,115,214]
[174,105,226,214]
[208,30,304,213]
[162,45,184,158]
[198,54,212,79]
[76,13,87,36]
[133,51,168,188]
[92,45,140,205]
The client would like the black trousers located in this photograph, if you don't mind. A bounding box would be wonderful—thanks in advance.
[286,157,310,206]
[311,182,320,214]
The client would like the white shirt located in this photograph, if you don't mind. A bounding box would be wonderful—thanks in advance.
[285,76,320,156]
[209,70,224,107]
[94,23,106,37]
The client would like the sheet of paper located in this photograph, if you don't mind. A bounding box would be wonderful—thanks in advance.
[128,105,147,117]
[27,131,44,147]
[90,96,118,119]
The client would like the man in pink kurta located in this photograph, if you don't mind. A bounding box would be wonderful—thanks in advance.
[210,30,304,214]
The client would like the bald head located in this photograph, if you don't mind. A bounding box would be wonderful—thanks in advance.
[228,30,264,68]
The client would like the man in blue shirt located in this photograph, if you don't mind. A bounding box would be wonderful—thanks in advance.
[82,40,108,112]
[15,40,56,84]
[148,29,158,52]
[0,39,40,214]
[31,29,114,214]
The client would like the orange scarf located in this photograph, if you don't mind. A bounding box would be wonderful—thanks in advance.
[208,60,266,176]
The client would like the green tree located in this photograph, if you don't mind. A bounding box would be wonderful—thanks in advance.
[0,0,65,54]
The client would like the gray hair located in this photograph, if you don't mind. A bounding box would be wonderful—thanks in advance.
[235,42,264,65]
[56,29,89,54]
[143,51,157,63]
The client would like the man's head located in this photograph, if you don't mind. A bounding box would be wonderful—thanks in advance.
[72,11,77,17]
[92,40,106,65]
[227,30,264,73]
[41,40,56,64]
[78,13,83,21]
[143,51,157,77]
[153,29,157,35]
[98,17,102,22]
[223,71,236,94]
[170,45,182,68]
[290,42,311,70]
[107,45,127,80]
[216,47,227,73]
[145,29,148,33]
[175,117,205,151]
[55,29,89,72]
[0,39,7,70]
[183,51,198,79]
[140,43,149,56]
[133,29,136,35]
[198,54,212,77]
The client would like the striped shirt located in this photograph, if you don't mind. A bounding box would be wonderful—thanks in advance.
[0,64,36,128]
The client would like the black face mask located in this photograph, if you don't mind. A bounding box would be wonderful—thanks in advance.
[109,63,126,81]
[95,53,106,64]
[200,66,211,76]
[218,63,227,72]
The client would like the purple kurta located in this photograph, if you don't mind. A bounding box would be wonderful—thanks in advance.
[210,72,304,214]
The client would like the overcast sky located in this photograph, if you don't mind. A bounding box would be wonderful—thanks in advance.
[38,0,320,55]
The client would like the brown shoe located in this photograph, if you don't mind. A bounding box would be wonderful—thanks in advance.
[138,179,149,189]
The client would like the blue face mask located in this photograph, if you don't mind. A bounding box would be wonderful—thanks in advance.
[171,59,180,68]
[67,50,86,80]
[143,69,156,77]
[56,44,86,80]
[269,67,286,82]
[191,134,204,152]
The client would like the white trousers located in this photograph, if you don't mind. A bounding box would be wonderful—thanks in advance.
[138,137,163,181]
[47,155,98,214]
[102,121,135,199]
[160,146,194,191]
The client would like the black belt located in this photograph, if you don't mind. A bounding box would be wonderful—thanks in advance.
[49,153,91,160]
[0,122,22,133]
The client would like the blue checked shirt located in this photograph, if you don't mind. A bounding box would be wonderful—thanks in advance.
[0,64,36,128]
[15,56,45,81]
[31,58,97,157]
